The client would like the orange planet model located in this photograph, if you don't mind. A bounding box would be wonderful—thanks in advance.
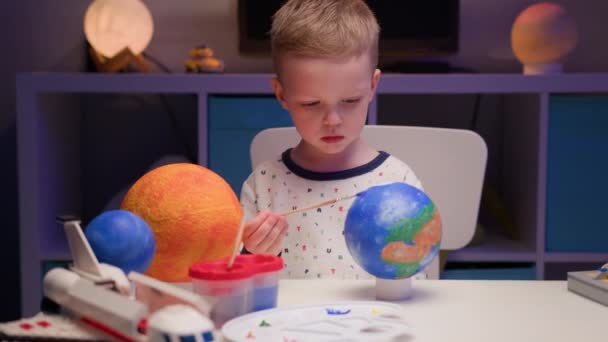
[121,163,242,282]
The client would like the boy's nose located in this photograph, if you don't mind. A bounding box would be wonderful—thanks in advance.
[323,108,342,126]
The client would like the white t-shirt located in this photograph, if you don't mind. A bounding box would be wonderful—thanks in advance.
[240,149,423,279]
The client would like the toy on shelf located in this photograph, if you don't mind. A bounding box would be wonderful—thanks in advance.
[567,263,608,306]
[185,45,225,73]
[511,2,578,75]
[344,182,442,300]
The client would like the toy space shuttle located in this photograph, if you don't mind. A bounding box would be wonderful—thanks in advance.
[0,216,216,342]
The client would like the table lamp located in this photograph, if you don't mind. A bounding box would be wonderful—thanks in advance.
[84,0,154,73]
[511,2,578,75]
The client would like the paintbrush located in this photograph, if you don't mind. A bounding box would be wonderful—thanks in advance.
[227,191,365,269]
[278,191,364,216]
[227,215,248,269]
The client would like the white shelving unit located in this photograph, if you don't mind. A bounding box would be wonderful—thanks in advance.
[16,72,608,316]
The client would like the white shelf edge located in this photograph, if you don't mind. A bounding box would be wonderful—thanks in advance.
[543,253,608,263]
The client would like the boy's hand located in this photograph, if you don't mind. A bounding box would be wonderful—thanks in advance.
[242,211,289,255]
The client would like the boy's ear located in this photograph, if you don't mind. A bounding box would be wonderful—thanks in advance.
[371,68,381,93]
[270,77,288,109]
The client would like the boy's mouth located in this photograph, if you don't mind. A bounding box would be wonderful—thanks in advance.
[321,136,344,143]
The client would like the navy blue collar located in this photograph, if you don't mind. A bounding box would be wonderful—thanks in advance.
[281,149,390,181]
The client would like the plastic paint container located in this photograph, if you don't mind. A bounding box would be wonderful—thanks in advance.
[230,254,283,311]
[189,260,253,328]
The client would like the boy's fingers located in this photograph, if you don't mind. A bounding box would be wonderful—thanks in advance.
[245,215,278,249]
[243,211,271,240]
[255,218,286,253]
[267,223,289,255]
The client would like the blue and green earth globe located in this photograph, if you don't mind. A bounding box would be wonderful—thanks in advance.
[345,182,442,279]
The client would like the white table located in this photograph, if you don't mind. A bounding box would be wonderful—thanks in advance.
[269,279,606,342]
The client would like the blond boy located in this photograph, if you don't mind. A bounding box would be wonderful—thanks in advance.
[240,0,422,279]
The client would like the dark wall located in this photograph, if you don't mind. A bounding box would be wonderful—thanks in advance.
[1,1,19,321]
[1,1,88,320]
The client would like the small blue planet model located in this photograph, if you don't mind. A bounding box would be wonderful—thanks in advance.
[345,182,442,279]
[85,209,156,274]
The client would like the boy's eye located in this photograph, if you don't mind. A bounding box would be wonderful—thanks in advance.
[342,98,361,104]
[301,101,320,107]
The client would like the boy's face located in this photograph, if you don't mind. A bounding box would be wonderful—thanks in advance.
[271,53,381,157]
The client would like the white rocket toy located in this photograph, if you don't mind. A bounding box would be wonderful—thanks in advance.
[0,216,216,342]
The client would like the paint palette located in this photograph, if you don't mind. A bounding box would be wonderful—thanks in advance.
[222,301,412,342]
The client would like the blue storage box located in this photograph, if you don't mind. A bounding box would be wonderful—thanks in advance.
[546,95,608,252]
[208,96,292,194]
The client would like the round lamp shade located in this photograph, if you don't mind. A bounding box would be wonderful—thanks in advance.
[84,0,154,58]
[511,2,577,74]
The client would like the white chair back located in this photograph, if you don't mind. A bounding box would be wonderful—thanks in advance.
[251,125,487,278]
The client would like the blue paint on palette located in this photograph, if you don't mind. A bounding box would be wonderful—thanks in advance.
[325,308,351,315]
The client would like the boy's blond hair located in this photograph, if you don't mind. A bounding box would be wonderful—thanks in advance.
[271,0,380,73]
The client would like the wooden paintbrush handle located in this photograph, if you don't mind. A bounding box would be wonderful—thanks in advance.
[279,198,338,216]
[228,192,361,268]
[227,215,247,269]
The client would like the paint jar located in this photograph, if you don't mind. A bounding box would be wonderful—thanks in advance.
[189,260,253,328]
[231,254,283,311]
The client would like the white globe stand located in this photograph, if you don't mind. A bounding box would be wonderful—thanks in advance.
[523,63,563,75]
[375,277,412,301]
